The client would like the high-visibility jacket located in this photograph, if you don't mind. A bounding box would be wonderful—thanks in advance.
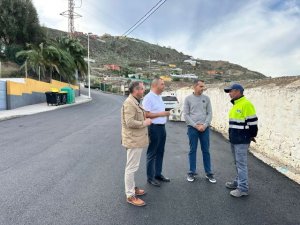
[228,96,258,144]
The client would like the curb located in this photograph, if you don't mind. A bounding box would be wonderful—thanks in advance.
[0,96,92,122]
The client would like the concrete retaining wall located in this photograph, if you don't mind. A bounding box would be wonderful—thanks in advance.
[5,78,79,109]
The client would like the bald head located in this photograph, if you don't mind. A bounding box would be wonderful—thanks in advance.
[151,78,165,94]
[151,78,161,86]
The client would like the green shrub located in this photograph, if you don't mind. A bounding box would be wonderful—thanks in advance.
[112,87,119,93]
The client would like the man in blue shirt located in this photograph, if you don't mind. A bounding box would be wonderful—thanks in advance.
[143,78,170,186]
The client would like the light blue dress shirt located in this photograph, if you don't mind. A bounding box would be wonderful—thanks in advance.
[142,91,167,124]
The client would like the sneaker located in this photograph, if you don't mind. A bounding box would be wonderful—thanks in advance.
[225,181,237,189]
[205,174,216,183]
[135,187,146,196]
[126,195,146,206]
[230,189,249,197]
[187,173,195,182]
[192,172,198,176]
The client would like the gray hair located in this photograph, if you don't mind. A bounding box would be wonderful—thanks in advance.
[129,81,143,94]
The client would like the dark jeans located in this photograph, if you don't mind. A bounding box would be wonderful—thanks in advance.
[147,124,166,180]
[187,126,211,174]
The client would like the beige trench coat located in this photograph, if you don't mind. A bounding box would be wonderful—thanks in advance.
[121,94,149,149]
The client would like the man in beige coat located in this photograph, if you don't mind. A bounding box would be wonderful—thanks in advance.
[121,81,152,206]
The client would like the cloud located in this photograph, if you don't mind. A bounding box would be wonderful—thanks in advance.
[187,0,300,76]
[32,0,67,31]
[31,0,300,77]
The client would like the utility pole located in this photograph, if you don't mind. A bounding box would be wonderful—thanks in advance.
[87,33,91,98]
[25,61,28,78]
[60,0,82,36]
[38,66,40,81]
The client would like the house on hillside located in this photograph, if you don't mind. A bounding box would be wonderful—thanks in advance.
[160,75,172,82]
[170,74,198,79]
[104,64,121,71]
[89,34,99,40]
[207,70,224,75]
[157,61,167,65]
[183,60,197,66]
[128,73,142,79]
[74,31,84,37]
[171,68,183,74]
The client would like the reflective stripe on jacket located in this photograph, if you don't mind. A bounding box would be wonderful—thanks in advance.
[228,96,258,144]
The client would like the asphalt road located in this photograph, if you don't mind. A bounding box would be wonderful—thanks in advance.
[0,89,299,225]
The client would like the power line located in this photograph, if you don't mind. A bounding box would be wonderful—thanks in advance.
[122,0,164,36]
[122,0,167,37]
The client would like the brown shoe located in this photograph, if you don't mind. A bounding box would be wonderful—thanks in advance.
[126,196,146,207]
[135,187,146,196]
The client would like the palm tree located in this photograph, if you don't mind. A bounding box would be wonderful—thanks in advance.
[53,47,77,82]
[17,41,79,82]
[55,36,88,81]
[16,37,87,83]
[16,43,60,80]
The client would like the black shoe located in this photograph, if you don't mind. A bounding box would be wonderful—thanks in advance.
[147,179,161,187]
[155,175,170,182]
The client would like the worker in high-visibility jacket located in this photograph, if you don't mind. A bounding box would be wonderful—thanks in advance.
[224,83,258,198]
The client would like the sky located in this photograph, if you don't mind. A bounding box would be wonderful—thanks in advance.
[32,0,300,77]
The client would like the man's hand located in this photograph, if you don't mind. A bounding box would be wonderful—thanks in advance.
[196,124,206,132]
[144,118,152,126]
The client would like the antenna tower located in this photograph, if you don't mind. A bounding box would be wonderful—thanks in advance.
[60,0,82,36]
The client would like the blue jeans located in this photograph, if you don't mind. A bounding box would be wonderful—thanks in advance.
[147,124,166,180]
[187,126,211,174]
[231,144,249,192]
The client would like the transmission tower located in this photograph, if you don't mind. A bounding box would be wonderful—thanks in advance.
[60,0,82,36]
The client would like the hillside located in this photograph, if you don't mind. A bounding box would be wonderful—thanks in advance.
[2,28,266,83]
[45,28,267,83]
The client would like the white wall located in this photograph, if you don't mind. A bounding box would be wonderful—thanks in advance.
[176,79,300,183]
[0,78,25,83]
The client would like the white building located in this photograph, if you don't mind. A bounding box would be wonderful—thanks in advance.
[170,74,198,79]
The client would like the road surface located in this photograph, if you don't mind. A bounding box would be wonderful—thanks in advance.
[0,89,299,225]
